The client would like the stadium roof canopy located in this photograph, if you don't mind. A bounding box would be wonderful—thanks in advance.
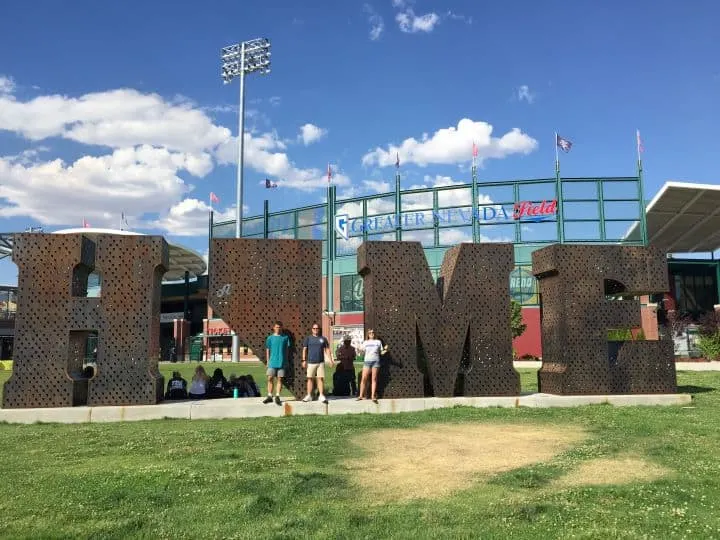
[640,182,720,253]
[0,228,206,281]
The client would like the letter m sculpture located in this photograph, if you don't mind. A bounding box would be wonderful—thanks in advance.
[358,241,519,398]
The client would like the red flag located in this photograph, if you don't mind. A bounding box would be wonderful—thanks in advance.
[209,192,219,204]
[472,141,478,158]
[82,218,90,228]
[327,162,332,183]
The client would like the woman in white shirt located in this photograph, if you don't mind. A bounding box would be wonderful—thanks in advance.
[357,329,387,403]
[188,365,209,399]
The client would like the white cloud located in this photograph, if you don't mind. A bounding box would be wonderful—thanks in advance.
[0,75,15,95]
[391,0,407,7]
[268,96,282,107]
[362,179,391,193]
[446,11,472,24]
[0,87,230,157]
[0,145,194,228]
[0,78,342,235]
[517,85,535,104]
[396,9,440,33]
[216,132,350,192]
[150,198,237,237]
[299,123,327,145]
[362,118,538,168]
[363,4,385,41]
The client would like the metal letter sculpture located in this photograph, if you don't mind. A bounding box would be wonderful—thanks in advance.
[532,244,676,394]
[3,233,168,409]
[208,239,322,399]
[357,241,519,398]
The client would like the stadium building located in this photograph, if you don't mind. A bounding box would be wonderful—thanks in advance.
[204,176,720,361]
[0,176,719,362]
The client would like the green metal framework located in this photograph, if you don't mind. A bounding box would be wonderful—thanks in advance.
[212,176,647,312]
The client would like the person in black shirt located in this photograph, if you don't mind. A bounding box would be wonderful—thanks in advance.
[207,367,229,398]
[165,371,188,400]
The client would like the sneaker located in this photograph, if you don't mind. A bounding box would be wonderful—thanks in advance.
[319,394,328,404]
[262,396,273,404]
[274,396,281,405]
[302,395,312,402]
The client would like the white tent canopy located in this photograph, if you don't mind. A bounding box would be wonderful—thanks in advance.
[636,182,720,253]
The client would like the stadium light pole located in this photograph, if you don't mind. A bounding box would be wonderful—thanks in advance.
[221,38,271,363]
[221,37,272,239]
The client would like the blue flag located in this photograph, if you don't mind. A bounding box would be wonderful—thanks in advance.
[556,134,573,153]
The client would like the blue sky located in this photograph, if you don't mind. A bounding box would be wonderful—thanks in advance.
[0,0,718,284]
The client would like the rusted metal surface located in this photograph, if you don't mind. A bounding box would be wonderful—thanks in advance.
[357,241,519,398]
[3,233,168,409]
[532,244,676,395]
[208,239,322,399]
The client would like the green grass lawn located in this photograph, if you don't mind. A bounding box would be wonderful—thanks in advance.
[0,370,718,538]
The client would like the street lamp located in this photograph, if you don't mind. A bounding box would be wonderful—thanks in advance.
[220,37,272,240]
[221,38,271,363]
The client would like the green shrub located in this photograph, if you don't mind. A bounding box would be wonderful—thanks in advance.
[607,328,645,341]
[510,300,526,339]
[697,332,720,361]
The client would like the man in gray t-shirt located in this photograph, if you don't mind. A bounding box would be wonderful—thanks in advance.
[301,323,334,403]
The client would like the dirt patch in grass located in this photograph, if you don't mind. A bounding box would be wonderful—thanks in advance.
[342,422,587,502]
[552,455,670,488]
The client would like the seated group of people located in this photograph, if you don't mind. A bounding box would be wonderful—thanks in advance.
[165,366,260,400]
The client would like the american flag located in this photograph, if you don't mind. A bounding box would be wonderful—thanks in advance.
[82,218,90,228]
[636,129,644,155]
[472,141,478,158]
[209,192,220,204]
[395,153,400,169]
[556,134,573,153]
[265,178,278,189]
[327,162,333,183]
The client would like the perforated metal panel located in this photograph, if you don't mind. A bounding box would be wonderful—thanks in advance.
[357,241,519,398]
[532,244,676,395]
[208,239,322,399]
[3,233,168,409]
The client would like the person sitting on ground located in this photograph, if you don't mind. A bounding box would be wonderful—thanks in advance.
[207,367,229,398]
[165,370,188,400]
[233,375,255,397]
[245,374,261,397]
[333,335,357,396]
[188,365,209,399]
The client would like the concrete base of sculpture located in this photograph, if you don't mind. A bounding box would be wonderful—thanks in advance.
[0,393,692,424]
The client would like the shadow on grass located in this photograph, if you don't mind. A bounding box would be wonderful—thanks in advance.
[677,385,715,394]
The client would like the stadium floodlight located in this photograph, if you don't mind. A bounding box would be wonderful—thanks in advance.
[220,37,272,240]
[221,37,271,363]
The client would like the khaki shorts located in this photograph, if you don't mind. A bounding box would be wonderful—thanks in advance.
[306,362,325,378]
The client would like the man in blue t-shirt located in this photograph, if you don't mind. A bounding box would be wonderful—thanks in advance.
[263,321,290,405]
[301,323,334,404]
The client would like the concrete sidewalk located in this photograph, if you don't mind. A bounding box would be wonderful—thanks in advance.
[513,361,720,371]
[0,392,692,425]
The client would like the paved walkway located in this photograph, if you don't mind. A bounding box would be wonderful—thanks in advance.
[0,392,692,425]
[513,361,720,370]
